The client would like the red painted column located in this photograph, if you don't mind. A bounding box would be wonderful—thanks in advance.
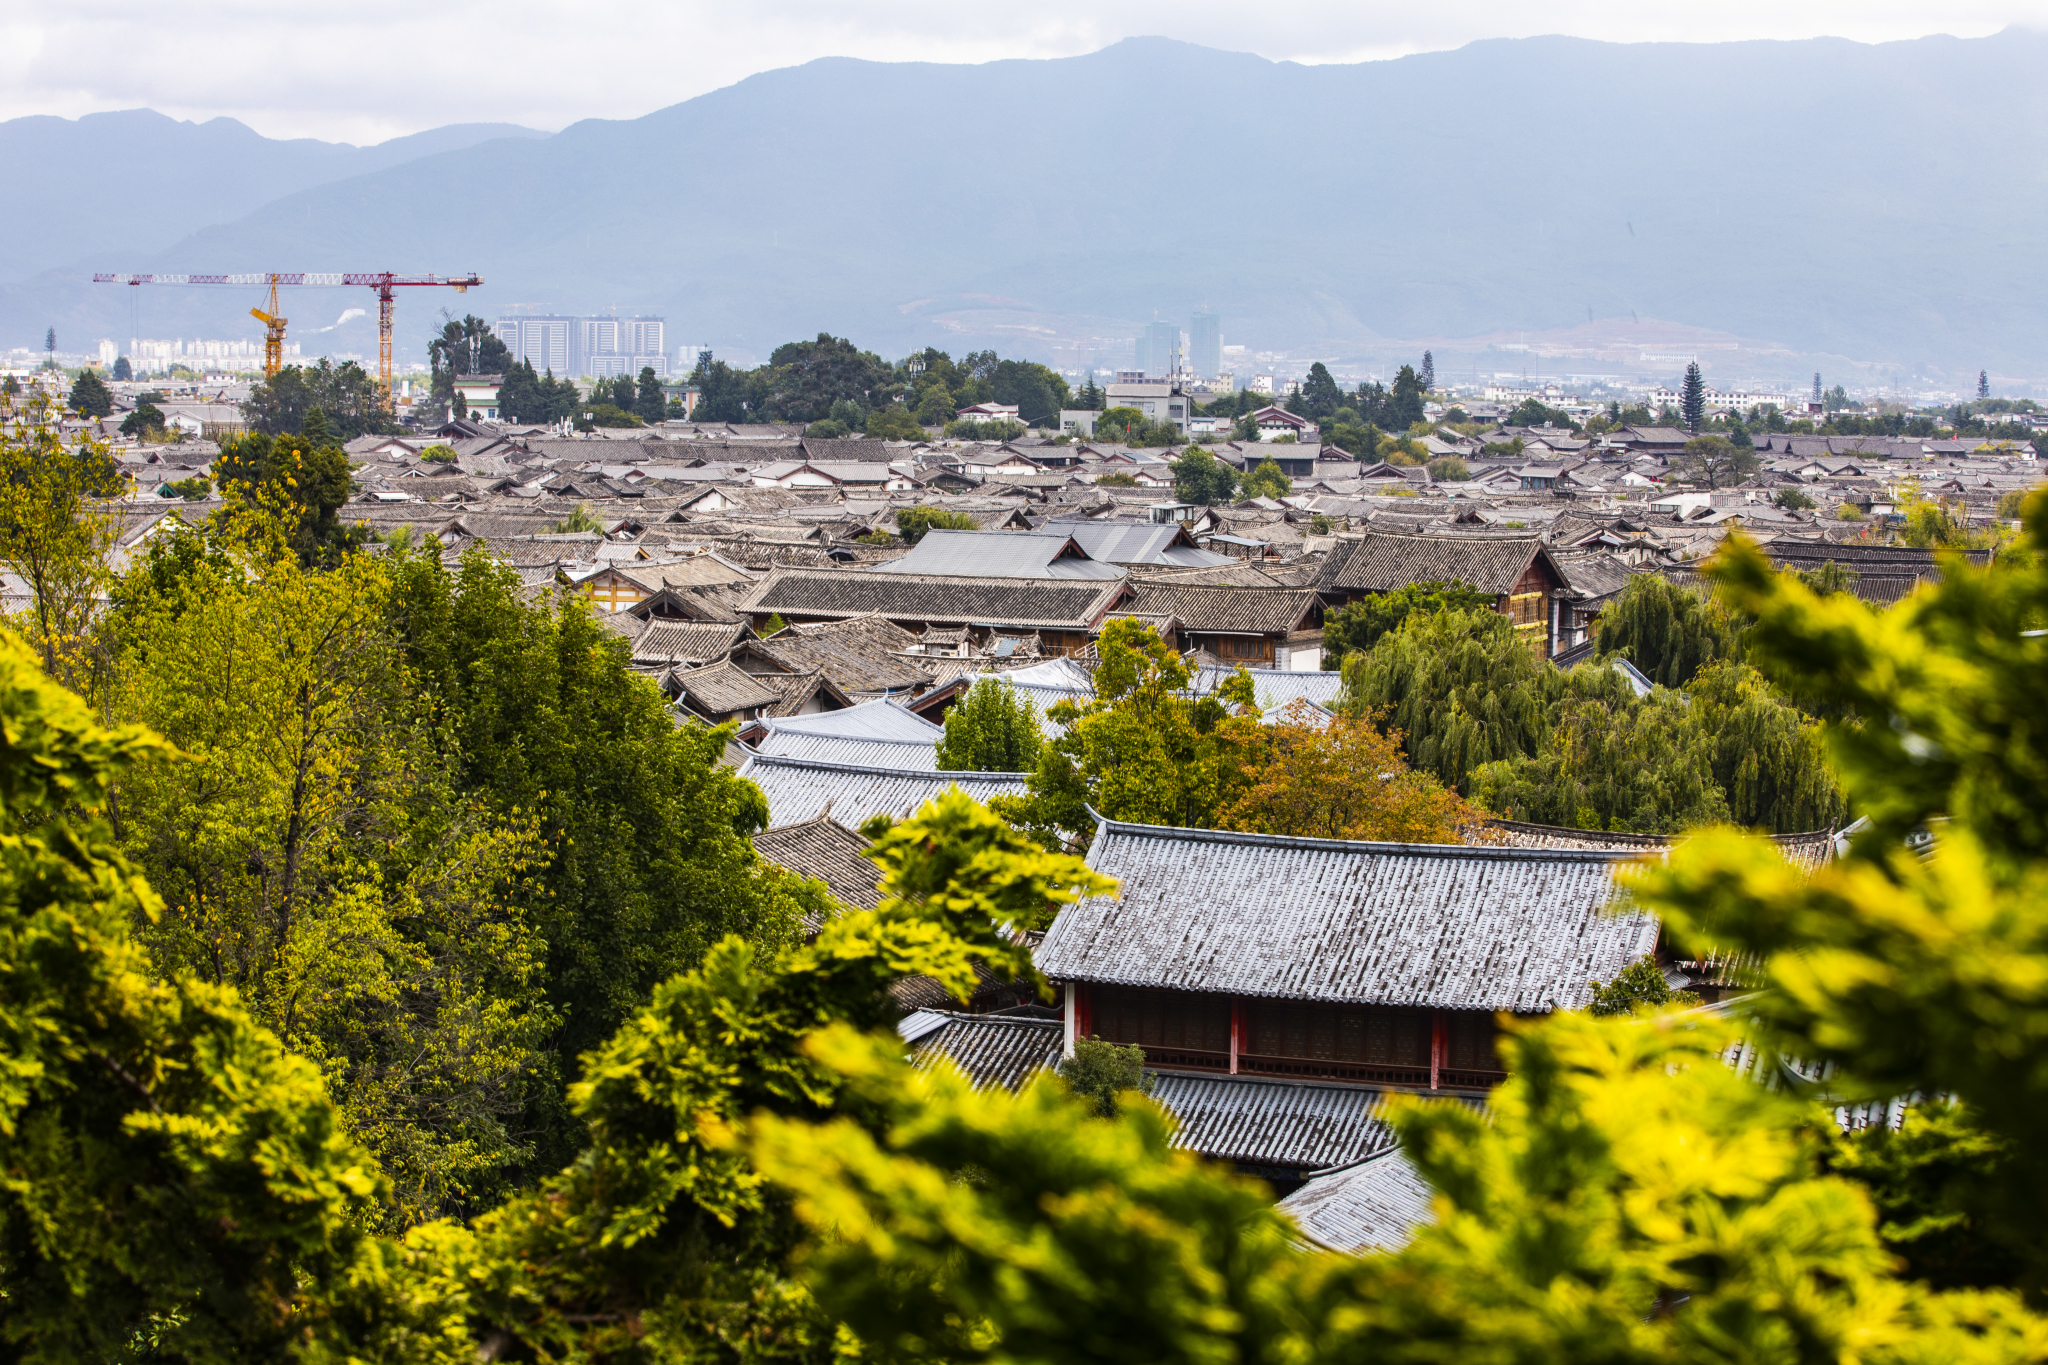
[1431,1010,1447,1090]
[1230,998,1243,1074]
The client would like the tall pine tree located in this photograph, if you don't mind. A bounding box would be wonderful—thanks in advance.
[1979,370,1991,399]
[1419,351,1436,391]
[1680,361,1707,434]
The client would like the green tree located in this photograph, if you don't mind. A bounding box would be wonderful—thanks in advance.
[242,358,388,439]
[1169,446,1238,505]
[1289,362,1345,421]
[1588,955,1699,1015]
[1388,363,1427,429]
[894,505,977,544]
[1671,433,1759,488]
[119,400,166,439]
[112,354,132,381]
[112,526,553,1223]
[1680,360,1707,433]
[1240,457,1290,500]
[0,628,401,1365]
[1593,572,1744,687]
[936,677,1043,773]
[1057,1036,1153,1117]
[67,368,112,419]
[1427,455,1470,481]
[212,430,358,565]
[1092,405,1145,438]
[1775,487,1818,510]
[914,382,955,426]
[1322,580,1496,667]
[1001,619,1262,847]
[1506,396,1573,429]
[387,546,815,1165]
[0,387,128,692]
[637,365,667,424]
[1337,607,1566,793]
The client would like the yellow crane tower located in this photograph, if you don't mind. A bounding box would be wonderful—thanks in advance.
[249,274,287,377]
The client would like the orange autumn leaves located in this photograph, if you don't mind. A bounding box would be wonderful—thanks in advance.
[1222,699,1489,845]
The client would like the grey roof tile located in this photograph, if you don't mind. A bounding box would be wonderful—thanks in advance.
[1036,820,1660,1013]
[752,815,883,911]
[1315,531,1555,597]
[1150,1071,1397,1170]
[736,754,1030,827]
[739,567,1132,631]
[1278,1149,1436,1252]
[909,1011,1065,1091]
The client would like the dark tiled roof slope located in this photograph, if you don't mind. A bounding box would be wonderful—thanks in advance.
[1037,820,1658,1013]
[751,815,883,911]
[736,755,1030,827]
[1481,819,1837,873]
[672,660,782,714]
[739,567,1130,630]
[746,614,933,694]
[1315,532,1546,596]
[1121,582,1321,634]
[634,621,746,664]
[1278,1149,1435,1252]
[910,1012,1064,1091]
[1150,1072,1397,1171]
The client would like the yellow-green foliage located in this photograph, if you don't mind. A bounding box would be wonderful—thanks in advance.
[0,628,392,1365]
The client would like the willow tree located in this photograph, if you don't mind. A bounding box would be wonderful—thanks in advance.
[1592,571,1744,688]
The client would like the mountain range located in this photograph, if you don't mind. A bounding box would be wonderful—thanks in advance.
[6,30,2047,388]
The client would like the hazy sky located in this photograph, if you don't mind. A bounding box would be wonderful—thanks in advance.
[4,0,2039,144]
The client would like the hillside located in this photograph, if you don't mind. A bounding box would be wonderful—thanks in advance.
[6,31,2047,383]
[0,110,544,285]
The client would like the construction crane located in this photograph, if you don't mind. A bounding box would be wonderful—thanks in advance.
[93,271,484,414]
[250,274,287,377]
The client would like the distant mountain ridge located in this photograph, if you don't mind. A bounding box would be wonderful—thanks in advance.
[6,31,2047,382]
[0,110,544,285]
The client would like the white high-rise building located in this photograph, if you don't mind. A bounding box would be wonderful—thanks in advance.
[492,315,667,378]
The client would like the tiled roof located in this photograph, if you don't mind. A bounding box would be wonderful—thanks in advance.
[1315,532,1549,597]
[753,696,945,743]
[1121,582,1320,634]
[753,733,941,769]
[907,1010,1064,1091]
[735,754,1031,827]
[741,615,933,694]
[633,621,746,665]
[875,529,1126,580]
[1278,1149,1435,1252]
[751,814,882,911]
[1150,1072,1397,1171]
[671,659,783,716]
[1481,819,1837,873]
[1036,820,1659,1013]
[739,567,1131,631]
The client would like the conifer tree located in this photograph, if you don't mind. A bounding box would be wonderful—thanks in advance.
[1979,369,1991,399]
[1680,361,1707,434]
[1419,350,1435,391]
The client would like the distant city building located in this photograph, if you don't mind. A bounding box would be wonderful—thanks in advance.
[1189,312,1222,379]
[1134,321,1182,380]
[676,342,711,375]
[1643,384,1796,414]
[494,314,667,378]
[127,337,298,368]
[1105,381,1191,434]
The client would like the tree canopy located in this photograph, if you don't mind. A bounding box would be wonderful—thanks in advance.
[1170,446,1238,504]
[936,677,1043,773]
